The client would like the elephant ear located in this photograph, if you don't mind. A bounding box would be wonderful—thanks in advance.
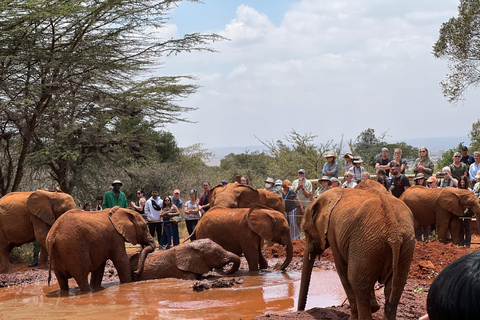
[303,188,344,251]
[246,205,284,241]
[27,190,56,226]
[109,207,139,245]
[175,242,210,274]
[438,188,464,216]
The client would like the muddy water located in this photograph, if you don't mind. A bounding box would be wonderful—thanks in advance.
[0,270,345,319]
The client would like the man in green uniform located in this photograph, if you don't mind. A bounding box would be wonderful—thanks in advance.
[102,180,128,209]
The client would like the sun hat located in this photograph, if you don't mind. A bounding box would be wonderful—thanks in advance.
[426,177,437,183]
[275,179,283,186]
[353,157,363,164]
[414,173,425,181]
[344,152,353,159]
[318,176,332,185]
[265,177,275,184]
[330,177,341,185]
[112,180,122,186]
[325,152,336,158]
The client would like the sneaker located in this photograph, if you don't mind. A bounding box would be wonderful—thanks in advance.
[165,245,171,250]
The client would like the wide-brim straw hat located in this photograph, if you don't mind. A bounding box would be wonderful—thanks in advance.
[265,177,275,184]
[344,152,353,159]
[318,176,332,185]
[325,152,336,159]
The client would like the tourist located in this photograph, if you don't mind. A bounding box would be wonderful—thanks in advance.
[449,152,468,182]
[313,176,332,200]
[414,146,435,180]
[102,180,128,209]
[184,189,200,241]
[280,180,303,240]
[375,147,391,177]
[322,152,338,178]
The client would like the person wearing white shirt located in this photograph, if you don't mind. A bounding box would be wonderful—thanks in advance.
[144,188,163,244]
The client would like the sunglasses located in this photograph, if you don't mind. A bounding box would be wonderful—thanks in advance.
[454,156,461,158]
[164,199,171,202]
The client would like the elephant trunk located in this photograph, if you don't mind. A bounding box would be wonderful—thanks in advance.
[134,236,156,277]
[280,239,293,271]
[298,243,317,311]
[225,252,241,274]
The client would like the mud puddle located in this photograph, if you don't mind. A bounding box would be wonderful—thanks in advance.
[0,270,345,319]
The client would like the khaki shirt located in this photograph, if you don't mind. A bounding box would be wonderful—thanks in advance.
[292,178,312,208]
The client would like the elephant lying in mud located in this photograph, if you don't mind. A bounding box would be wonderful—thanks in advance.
[129,239,241,281]
[46,206,155,291]
[194,205,293,271]
[298,187,415,320]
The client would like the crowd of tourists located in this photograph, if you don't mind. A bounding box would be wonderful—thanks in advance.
[262,146,480,248]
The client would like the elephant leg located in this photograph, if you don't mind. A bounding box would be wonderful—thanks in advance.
[39,245,48,266]
[449,217,462,245]
[436,219,450,243]
[258,245,268,270]
[75,275,92,292]
[55,270,70,291]
[90,261,106,288]
[242,244,260,272]
[112,255,133,283]
[0,244,12,273]
[337,265,359,319]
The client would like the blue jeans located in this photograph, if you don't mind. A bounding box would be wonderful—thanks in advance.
[164,223,179,246]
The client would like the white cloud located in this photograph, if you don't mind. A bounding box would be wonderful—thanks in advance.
[164,0,480,150]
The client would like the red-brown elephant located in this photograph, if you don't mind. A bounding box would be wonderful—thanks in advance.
[0,189,76,273]
[209,182,285,214]
[194,205,293,271]
[46,206,155,292]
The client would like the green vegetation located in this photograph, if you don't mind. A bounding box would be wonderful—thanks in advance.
[433,0,480,103]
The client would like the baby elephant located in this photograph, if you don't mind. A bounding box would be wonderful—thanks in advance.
[129,239,241,281]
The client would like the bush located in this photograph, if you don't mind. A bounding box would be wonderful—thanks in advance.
[9,243,33,264]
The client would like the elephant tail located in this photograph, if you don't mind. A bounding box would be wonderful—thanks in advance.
[386,236,401,309]
[182,228,196,244]
[48,263,52,286]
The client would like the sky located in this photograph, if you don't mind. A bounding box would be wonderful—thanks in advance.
[155,0,480,150]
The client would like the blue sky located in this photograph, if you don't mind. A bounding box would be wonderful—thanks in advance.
[153,0,480,150]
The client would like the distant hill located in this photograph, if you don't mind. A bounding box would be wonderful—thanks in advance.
[206,136,470,166]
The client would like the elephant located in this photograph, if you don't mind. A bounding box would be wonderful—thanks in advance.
[298,187,415,320]
[0,189,76,273]
[194,205,293,271]
[129,238,241,281]
[46,206,155,291]
[399,186,480,245]
[209,182,285,214]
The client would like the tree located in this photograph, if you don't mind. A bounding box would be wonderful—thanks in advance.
[436,142,464,171]
[258,130,344,181]
[468,119,480,152]
[0,0,224,195]
[352,128,385,168]
[433,0,480,103]
[219,151,275,188]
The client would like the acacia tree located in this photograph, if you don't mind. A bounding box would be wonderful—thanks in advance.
[433,0,480,103]
[468,119,480,152]
[259,130,344,181]
[0,0,224,195]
